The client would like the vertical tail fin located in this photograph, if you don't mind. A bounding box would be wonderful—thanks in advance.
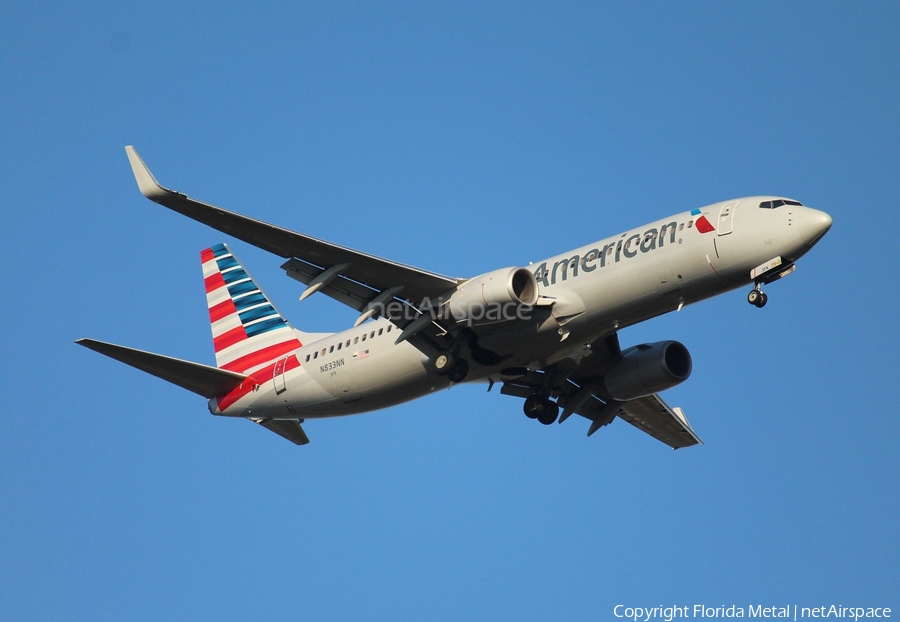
[201,243,302,374]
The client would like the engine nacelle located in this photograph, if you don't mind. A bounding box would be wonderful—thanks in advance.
[602,340,692,401]
[444,267,539,325]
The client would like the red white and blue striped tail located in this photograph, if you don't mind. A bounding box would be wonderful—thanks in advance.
[201,243,302,375]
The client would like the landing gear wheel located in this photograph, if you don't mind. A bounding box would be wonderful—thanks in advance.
[747,289,760,305]
[523,395,545,419]
[755,292,768,308]
[448,358,469,383]
[537,401,559,425]
[433,352,455,375]
[524,396,558,424]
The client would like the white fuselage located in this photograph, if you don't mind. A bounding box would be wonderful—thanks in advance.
[210,197,831,420]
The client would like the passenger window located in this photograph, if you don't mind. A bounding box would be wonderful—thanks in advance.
[378,328,383,336]
[329,345,334,353]
[313,351,318,359]
[305,354,310,362]
[362,334,367,342]
[687,220,693,228]
[321,348,326,356]
[337,343,342,350]
[370,331,375,339]
[346,339,351,347]
[387,325,392,333]
[354,337,359,344]
[679,223,684,230]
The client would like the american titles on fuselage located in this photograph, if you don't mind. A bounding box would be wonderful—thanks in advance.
[533,214,708,288]
[343,214,710,329]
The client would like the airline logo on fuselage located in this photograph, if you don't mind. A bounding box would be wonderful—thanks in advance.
[691,208,716,233]
[533,211,714,287]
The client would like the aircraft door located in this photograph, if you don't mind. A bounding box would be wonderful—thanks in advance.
[273,356,288,394]
[717,201,738,235]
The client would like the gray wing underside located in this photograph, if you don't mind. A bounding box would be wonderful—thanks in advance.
[616,394,702,449]
[502,380,701,449]
[125,146,459,311]
[501,334,702,449]
[570,336,701,448]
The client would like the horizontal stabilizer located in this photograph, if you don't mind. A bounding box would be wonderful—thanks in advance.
[76,338,249,398]
[617,393,702,449]
[253,418,310,445]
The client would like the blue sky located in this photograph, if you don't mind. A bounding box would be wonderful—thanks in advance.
[2,2,898,620]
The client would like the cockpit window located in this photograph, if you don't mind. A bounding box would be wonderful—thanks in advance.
[759,199,804,209]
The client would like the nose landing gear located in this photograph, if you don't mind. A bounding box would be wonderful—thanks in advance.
[747,283,768,308]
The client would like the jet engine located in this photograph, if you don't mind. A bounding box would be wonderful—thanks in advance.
[602,341,692,401]
[444,267,539,325]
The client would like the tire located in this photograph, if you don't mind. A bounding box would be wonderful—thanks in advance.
[748,290,760,305]
[448,358,469,383]
[523,395,544,419]
[537,400,559,425]
[756,292,768,308]
[433,352,455,375]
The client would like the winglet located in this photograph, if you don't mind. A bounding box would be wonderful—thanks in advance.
[125,145,175,201]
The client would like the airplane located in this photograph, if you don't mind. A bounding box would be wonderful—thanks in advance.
[77,146,833,448]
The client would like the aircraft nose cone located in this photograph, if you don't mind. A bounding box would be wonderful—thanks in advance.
[799,208,833,246]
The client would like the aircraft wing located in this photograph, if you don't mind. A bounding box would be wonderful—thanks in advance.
[125,147,459,315]
[616,394,702,449]
[501,380,702,449]
[501,332,702,448]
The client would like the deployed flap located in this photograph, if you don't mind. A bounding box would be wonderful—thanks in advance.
[253,418,310,445]
[617,393,702,449]
[76,338,248,399]
[125,146,458,305]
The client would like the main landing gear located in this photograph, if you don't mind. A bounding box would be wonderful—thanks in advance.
[432,351,469,383]
[747,283,768,308]
[523,395,559,426]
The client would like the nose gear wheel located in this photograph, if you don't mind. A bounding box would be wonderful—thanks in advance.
[747,284,768,308]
